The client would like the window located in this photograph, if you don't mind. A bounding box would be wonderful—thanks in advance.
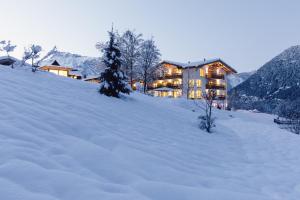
[200,68,205,77]
[196,80,202,87]
[176,69,182,74]
[49,69,59,75]
[58,70,68,77]
[189,79,194,87]
[196,90,202,98]
[188,90,195,99]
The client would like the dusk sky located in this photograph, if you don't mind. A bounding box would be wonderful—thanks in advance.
[1,0,300,72]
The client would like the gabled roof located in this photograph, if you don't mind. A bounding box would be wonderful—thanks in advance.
[160,60,186,68]
[51,60,60,66]
[83,75,101,81]
[160,58,237,73]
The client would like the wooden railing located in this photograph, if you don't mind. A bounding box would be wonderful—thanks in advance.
[157,73,182,80]
[206,84,226,90]
[206,73,225,79]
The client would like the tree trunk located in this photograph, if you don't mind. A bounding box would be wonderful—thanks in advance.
[143,71,147,94]
[130,61,133,88]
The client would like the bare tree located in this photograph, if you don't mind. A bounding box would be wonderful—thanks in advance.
[0,40,17,68]
[119,30,143,88]
[137,38,161,93]
[199,89,217,133]
[23,45,42,72]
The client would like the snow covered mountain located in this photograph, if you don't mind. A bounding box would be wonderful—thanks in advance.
[227,71,255,90]
[1,66,300,199]
[39,48,104,76]
[229,45,300,113]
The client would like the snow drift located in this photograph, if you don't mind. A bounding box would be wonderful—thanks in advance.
[0,67,300,200]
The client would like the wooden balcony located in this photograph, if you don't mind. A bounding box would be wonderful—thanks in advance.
[157,73,182,80]
[148,83,182,90]
[215,95,226,100]
[206,84,226,90]
[206,73,225,79]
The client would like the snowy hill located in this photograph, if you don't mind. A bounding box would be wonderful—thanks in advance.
[1,67,300,199]
[39,49,104,76]
[229,45,300,113]
[227,71,255,90]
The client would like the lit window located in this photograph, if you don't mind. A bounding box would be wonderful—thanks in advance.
[205,66,209,74]
[196,90,202,98]
[188,90,195,99]
[177,69,182,74]
[196,80,202,87]
[189,79,194,87]
[200,68,205,77]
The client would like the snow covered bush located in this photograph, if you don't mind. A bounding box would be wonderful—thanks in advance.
[98,29,130,98]
[23,44,42,72]
[199,115,216,132]
[199,89,217,133]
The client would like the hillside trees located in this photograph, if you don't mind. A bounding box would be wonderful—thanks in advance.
[23,45,42,72]
[119,30,143,88]
[97,29,130,97]
[277,98,300,134]
[137,38,161,93]
[97,28,161,93]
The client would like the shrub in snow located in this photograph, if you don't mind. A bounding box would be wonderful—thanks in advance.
[199,89,217,133]
[199,115,216,132]
[23,44,42,72]
[98,29,130,98]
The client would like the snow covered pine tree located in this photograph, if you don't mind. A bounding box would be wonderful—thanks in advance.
[99,29,130,97]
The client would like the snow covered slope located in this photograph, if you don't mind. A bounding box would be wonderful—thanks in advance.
[227,71,255,90]
[1,67,300,200]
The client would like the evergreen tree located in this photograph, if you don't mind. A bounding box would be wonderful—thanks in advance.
[99,29,130,97]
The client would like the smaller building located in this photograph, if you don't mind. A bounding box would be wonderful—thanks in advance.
[0,56,17,66]
[83,75,101,84]
[39,60,82,79]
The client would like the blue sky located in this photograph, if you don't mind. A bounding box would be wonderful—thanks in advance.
[1,0,299,72]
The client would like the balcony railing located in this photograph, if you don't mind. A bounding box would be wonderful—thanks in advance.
[206,73,225,79]
[157,73,182,80]
[206,84,226,90]
[148,83,182,90]
[215,95,226,100]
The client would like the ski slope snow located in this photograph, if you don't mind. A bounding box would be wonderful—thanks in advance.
[0,67,300,200]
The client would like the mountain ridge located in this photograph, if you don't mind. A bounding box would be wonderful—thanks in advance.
[229,45,300,113]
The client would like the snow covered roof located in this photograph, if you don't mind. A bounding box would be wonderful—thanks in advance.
[0,56,18,66]
[84,75,101,81]
[184,58,221,68]
[161,60,186,67]
[161,58,237,73]
[69,70,82,76]
[39,65,74,71]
